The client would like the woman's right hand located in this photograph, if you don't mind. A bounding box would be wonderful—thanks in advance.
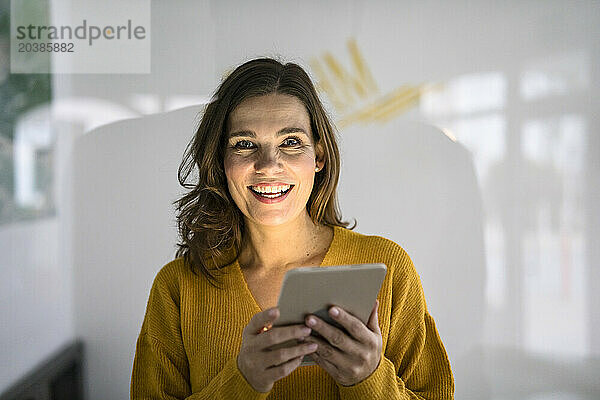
[237,307,318,393]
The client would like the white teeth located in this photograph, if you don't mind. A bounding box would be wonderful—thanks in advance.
[260,192,284,198]
[251,184,291,194]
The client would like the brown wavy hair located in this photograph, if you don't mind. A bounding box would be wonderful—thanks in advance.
[173,57,354,287]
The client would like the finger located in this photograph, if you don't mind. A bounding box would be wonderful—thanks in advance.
[258,324,312,348]
[306,315,355,352]
[367,300,381,335]
[327,305,372,343]
[265,354,304,382]
[264,342,318,367]
[303,333,346,367]
[246,308,279,336]
[310,350,340,377]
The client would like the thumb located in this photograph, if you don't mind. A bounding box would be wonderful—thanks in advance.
[367,299,380,334]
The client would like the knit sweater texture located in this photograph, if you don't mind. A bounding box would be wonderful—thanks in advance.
[131,225,454,399]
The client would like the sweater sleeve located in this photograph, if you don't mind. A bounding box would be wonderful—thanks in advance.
[337,248,454,400]
[130,266,269,400]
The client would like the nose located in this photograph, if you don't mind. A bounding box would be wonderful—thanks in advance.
[254,145,283,174]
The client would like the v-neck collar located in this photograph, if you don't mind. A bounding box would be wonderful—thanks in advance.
[233,225,341,312]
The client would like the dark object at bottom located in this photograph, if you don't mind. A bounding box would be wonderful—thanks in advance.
[0,340,85,400]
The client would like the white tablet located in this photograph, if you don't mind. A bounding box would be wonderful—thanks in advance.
[272,263,387,366]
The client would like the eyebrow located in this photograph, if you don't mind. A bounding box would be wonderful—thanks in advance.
[228,127,309,139]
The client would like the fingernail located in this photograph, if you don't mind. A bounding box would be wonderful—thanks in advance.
[301,327,311,335]
[307,317,316,326]
[268,309,277,318]
[330,307,339,317]
[308,343,318,351]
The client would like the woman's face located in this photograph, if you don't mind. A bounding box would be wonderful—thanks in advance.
[224,93,324,228]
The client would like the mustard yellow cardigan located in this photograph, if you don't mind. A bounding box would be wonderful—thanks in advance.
[131,226,454,399]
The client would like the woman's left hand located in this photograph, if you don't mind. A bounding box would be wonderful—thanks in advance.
[304,300,382,386]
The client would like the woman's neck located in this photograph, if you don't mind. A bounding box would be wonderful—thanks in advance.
[238,212,332,273]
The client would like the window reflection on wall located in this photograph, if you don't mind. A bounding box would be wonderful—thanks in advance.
[421,71,509,319]
[521,115,587,357]
[419,53,590,360]
[520,51,590,101]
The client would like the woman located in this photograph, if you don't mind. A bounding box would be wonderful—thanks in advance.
[131,58,454,399]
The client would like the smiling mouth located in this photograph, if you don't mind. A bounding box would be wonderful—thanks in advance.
[248,184,294,199]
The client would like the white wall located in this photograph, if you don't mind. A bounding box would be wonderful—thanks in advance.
[0,118,76,391]
[0,219,75,391]
[3,0,598,398]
